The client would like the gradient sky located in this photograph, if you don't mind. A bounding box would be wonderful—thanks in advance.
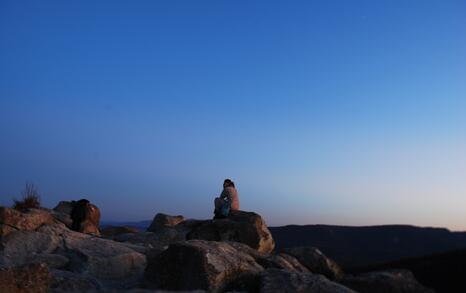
[1,1,466,229]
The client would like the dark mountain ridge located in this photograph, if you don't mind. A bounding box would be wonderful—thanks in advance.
[269,224,466,269]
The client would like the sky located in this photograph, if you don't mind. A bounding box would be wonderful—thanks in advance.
[1,0,466,229]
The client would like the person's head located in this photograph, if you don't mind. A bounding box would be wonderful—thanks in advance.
[223,179,235,188]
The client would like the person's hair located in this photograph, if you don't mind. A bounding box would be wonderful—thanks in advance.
[224,179,235,188]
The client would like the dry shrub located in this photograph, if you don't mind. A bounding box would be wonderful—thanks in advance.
[13,183,41,210]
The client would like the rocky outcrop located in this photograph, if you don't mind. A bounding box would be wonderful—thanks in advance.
[147,213,185,232]
[0,222,146,290]
[282,246,343,280]
[341,270,435,293]
[187,210,275,253]
[0,262,52,293]
[145,240,263,292]
[0,207,55,237]
[52,200,101,236]
[260,268,356,293]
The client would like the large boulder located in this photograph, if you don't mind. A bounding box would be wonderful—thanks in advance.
[147,213,185,232]
[52,200,101,236]
[260,269,356,293]
[0,230,62,267]
[187,210,275,253]
[1,223,146,287]
[145,240,263,292]
[282,246,343,280]
[0,262,52,293]
[341,270,434,293]
[62,229,146,282]
[0,207,55,237]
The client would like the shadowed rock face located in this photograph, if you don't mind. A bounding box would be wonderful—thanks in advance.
[260,269,356,293]
[187,210,275,253]
[282,246,343,280]
[0,263,52,293]
[145,240,263,292]
[341,270,435,293]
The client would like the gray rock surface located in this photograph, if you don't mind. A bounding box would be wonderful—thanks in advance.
[260,269,356,293]
[282,246,343,280]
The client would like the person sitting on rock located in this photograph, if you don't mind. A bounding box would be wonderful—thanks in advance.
[214,179,239,219]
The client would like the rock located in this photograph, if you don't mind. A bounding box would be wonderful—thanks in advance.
[53,201,75,215]
[1,222,146,287]
[113,230,184,251]
[101,226,139,238]
[34,254,70,269]
[260,269,356,293]
[0,230,61,266]
[225,241,309,273]
[145,240,263,292]
[147,213,185,232]
[50,269,101,292]
[281,247,343,280]
[0,262,52,293]
[187,210,275,253]
[259,253,310,273]
[53,200,101,235]
[341,270,434,293]
[0,207,55,237]
[51,201,74,228]
[63,232,146,281]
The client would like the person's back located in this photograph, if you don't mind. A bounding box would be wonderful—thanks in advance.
[221,185,240,211]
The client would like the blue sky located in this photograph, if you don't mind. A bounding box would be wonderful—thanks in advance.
[1,1,465,229]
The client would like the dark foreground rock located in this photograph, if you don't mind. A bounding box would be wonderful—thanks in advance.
[187,210,275,253]
[0,262,52,293]
[282,246,343,280]
[145,240,263,292]
[260,268,355,293]
[341,270,435,293]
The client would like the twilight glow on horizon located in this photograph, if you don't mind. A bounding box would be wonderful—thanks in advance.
[1,1,466,230]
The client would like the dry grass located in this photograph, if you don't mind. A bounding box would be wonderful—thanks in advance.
[13,183,41,210]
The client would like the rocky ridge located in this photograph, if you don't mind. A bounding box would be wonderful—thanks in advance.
[0,203,434,292]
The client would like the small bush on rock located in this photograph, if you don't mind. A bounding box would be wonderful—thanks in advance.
[13,183,41,211]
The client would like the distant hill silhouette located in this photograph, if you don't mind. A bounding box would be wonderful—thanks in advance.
[352,249,466,293]
[101,220,151,231]
[269,224,466,269]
